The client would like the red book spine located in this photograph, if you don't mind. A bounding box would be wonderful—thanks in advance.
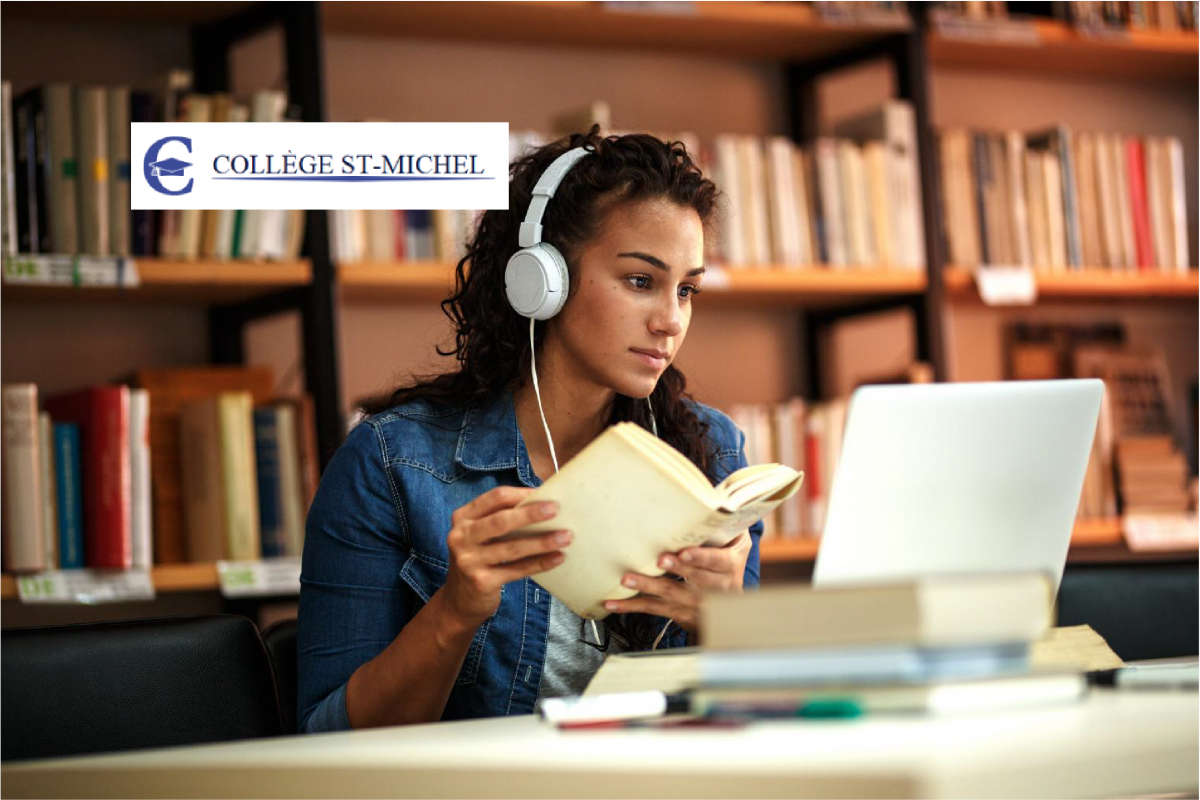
[1126,137,1155,271]
[45,387,132,569]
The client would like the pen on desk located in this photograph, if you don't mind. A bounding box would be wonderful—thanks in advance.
[537,691,692,725]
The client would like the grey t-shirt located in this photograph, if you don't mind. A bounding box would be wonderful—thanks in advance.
[536,596,628,700]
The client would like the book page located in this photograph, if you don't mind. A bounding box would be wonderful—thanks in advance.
[1030,625,1123,672]
[582,650,702,697]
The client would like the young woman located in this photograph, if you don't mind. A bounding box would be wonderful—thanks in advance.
[297,128,763,732]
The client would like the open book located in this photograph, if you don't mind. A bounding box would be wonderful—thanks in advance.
[511,422,803,619]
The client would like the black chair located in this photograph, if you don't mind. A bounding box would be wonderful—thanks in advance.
[1057,561,1199,662]
[1,614,284,762]
[261,618,299,735]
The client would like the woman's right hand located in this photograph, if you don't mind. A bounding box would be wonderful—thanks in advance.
[441,486,570,627]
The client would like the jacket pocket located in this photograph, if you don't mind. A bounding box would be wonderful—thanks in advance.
[398,551,493,686]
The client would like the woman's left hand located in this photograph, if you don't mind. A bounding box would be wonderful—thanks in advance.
[602,530,753,634]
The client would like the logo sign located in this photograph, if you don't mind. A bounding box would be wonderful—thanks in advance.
[131,122,508,210]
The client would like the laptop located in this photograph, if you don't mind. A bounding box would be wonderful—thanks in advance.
[812,379,1104,594]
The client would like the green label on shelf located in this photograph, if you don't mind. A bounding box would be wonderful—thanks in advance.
[16,569,155,604]
[216,557,301,598]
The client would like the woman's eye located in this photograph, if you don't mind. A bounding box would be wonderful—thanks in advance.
[627,275,651,290]
[679,285,702,299]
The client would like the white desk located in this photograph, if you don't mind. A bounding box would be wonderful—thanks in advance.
[3,689,1197,799]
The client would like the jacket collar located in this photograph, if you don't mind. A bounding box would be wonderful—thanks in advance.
[454,386,540,487]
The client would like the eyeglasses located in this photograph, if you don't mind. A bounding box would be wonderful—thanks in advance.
[578,617,610,652]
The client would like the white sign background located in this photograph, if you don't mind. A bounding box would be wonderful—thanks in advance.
[131,122,509,210]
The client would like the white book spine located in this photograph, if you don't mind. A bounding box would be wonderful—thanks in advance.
[791,148,814,266]
[1043,153,1067,271]
[714,136,744,267]
[1006,131,1032,268]
[1110,133,1138,272]
[815,138,847,268]
[129,388,153,569]
[75,85,110,256]
[2,384,46,572]
[1167,137,1190,271]
[1,81,16,256]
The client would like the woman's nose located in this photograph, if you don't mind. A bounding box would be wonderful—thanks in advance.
[650,295,683,337]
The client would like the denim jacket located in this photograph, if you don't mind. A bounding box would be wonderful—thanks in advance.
[296,389,762,733]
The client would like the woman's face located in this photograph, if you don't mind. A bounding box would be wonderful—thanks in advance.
[550,196,706,399]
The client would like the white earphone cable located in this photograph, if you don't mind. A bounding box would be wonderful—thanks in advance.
[529,317,560,475]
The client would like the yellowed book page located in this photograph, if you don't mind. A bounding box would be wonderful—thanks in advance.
[519,426,716,619]
[1031,624,1124,672]
[582,650,702,697]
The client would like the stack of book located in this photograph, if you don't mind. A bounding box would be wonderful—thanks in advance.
[574,574,1088,721]
[690,574,1084,718]
[931,0,1197,31]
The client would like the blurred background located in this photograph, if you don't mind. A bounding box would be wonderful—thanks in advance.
[1,1,1196,627]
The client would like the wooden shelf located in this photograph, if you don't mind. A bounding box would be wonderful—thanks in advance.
[929,19,1199,82]
[320,1,910,61]
[338,262,927,307]
[943,266,1200,302]
[1,258,313,304]
[758,517,1196,565]
[1,562,223,601]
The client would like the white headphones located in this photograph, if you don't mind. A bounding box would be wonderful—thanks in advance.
[504,147,591,320]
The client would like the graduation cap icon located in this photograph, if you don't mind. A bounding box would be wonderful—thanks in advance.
[149,157,192,177]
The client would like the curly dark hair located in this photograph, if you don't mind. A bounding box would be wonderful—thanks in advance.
[359,126,723,650]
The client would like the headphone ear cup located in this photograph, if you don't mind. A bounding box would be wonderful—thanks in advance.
[539,243,570,318]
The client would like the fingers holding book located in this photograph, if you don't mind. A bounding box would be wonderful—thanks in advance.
[604,572,701,633]
[670,531,752,590]
[443,486,570,626]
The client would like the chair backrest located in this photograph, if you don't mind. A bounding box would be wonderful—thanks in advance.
[1,614,284,762]
[261,618,298,735]
[1057,561,1199,661]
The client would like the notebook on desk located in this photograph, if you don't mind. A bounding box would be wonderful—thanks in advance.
[813,379,1104,594]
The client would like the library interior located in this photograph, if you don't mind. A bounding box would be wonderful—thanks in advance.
[0,1,1197,798]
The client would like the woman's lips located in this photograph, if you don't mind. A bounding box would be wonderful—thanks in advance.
[631,349,668,369]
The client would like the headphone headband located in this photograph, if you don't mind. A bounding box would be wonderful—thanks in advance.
[518,147,591,248]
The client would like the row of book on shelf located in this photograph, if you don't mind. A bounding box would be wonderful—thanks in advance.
[938,127,1191,272]
[333,101,927,271]
[933,0,1199,31]
[0,367,317,575]
[573,573,1120,724]
[0,71,305,263]
[1004,321,1196,517]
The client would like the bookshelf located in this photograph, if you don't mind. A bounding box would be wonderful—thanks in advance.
[1,258,313,304]
[927,17,1199,82]
[2,2,1197,616]
[942,266,1200,302]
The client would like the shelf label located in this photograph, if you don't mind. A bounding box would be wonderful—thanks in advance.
[2,254,141,288]
[975,266,1037,306]
[1124,514,1199,552]
[217,557,302,598]
[16,569,155,604]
